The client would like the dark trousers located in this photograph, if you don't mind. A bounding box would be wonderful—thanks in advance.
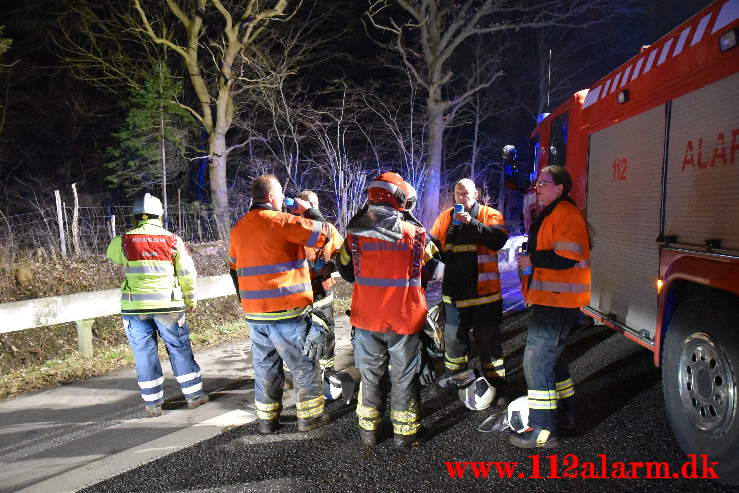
[524,304,578,432]
[354,328,421,436]
[443,299,505,383]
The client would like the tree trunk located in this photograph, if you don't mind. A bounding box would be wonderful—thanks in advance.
[209,130,229,240]
[421,103,445,227]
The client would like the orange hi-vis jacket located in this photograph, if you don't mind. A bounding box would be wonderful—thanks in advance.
[430,203,507,308]
[523,200,591,308]
[229,208,329,316]
[340,220,428,335]
[305,222,343,295]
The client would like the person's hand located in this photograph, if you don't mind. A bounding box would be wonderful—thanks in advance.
[418,358,437,386]
[454,211,472,224]
[517,254,532,269]
[293,197,312,214]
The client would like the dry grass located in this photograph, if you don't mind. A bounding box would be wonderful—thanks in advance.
[0,242,354,399]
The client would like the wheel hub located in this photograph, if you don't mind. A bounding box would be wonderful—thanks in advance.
[678,332,736,433]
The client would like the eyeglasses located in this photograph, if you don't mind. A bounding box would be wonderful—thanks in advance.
[536,181,555,188]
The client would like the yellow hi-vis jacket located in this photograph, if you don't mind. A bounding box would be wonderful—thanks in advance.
[106,219,197,314]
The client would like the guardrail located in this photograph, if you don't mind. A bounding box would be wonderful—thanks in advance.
[0,275,236,358]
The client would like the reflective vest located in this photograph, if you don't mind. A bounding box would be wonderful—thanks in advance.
[522,200,591,308]
[306,222,343,296]
[430,203,505,308]
[229,208,328,316]
[347,221,428,334]
[106,219,197,314]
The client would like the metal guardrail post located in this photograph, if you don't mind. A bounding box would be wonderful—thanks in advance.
[75,319,95,358]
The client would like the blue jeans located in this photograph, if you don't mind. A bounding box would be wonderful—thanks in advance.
[123,312,203,406]
[249,315,323,421]
[523,305,578,432]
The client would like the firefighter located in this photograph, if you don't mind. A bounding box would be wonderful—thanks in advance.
[229,175,333,434]
[511,165,591,449]
[297,190,343,374]
[337,172,435,448]
[429,178,509,389]
[106,193,208,417]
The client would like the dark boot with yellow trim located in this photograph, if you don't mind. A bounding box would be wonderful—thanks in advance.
[258,419,280,434]
[297,411,331,432]
[393,432,421,449]
[508,427,560,449]
[359,428,379,446]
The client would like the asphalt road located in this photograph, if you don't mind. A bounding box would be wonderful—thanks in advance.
[82,312,739,493]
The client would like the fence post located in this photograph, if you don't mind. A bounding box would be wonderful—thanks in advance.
[71,183,81,254]
[54,190,67,258]
[75,319,94,358]
[110,214,116,238]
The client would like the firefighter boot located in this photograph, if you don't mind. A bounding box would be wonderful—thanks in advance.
[393,433,421,449]
[258,419,280,434]
[144,404,164,417]
[297,412,331,432]
[558,410,577,433]
[359,429,379,446]
[509,427,560,449]
[187,392,210,409]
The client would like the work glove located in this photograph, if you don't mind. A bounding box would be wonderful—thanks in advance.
[302,318,328,361]
[418,350,437,386]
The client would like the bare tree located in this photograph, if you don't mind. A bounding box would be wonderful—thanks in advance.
[58,0,294,238]
[234,5,341,188]
[0,25,15,136]
[366,0,622,226]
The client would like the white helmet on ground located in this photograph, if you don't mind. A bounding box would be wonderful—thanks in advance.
[459,373,497,411]
[323,369,356,405]
[132,193,164,217]
[507,396,529,433]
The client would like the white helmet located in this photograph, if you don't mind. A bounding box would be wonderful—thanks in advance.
[507,396,529,433]
[132,193,164,217]
[459,374,497,411]
[323,369,356,405]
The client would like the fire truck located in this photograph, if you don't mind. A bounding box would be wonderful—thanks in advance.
[522,0,738,481]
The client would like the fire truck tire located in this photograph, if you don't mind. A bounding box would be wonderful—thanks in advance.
[662,290,739,485]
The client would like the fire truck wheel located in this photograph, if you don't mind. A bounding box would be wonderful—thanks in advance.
[662,289,739,485]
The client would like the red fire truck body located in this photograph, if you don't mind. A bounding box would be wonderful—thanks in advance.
[526,0,739,481]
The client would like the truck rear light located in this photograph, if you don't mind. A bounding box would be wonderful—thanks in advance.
[617,90,629,104]
[657,279,663,294]
[719,29,737,52]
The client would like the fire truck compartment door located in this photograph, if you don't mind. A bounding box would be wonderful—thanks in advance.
[664,72,739,251]
[586,104,665,342]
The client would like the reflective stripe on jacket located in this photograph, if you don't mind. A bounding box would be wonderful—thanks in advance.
[430,203,506,307]
[343,221,428,335]
[306,222,343,295]
[229,208,329,314]
[106,219,197,314]
[523,200,591,308]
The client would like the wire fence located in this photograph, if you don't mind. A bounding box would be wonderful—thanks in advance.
[0,199,254,257]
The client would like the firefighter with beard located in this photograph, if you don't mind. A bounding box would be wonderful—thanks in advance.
[337,172,436,448]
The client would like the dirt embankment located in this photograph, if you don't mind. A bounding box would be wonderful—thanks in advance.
[0,241,354,398]
[0,242,241,377]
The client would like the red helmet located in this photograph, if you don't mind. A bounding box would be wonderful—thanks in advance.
[367,172,408,210]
